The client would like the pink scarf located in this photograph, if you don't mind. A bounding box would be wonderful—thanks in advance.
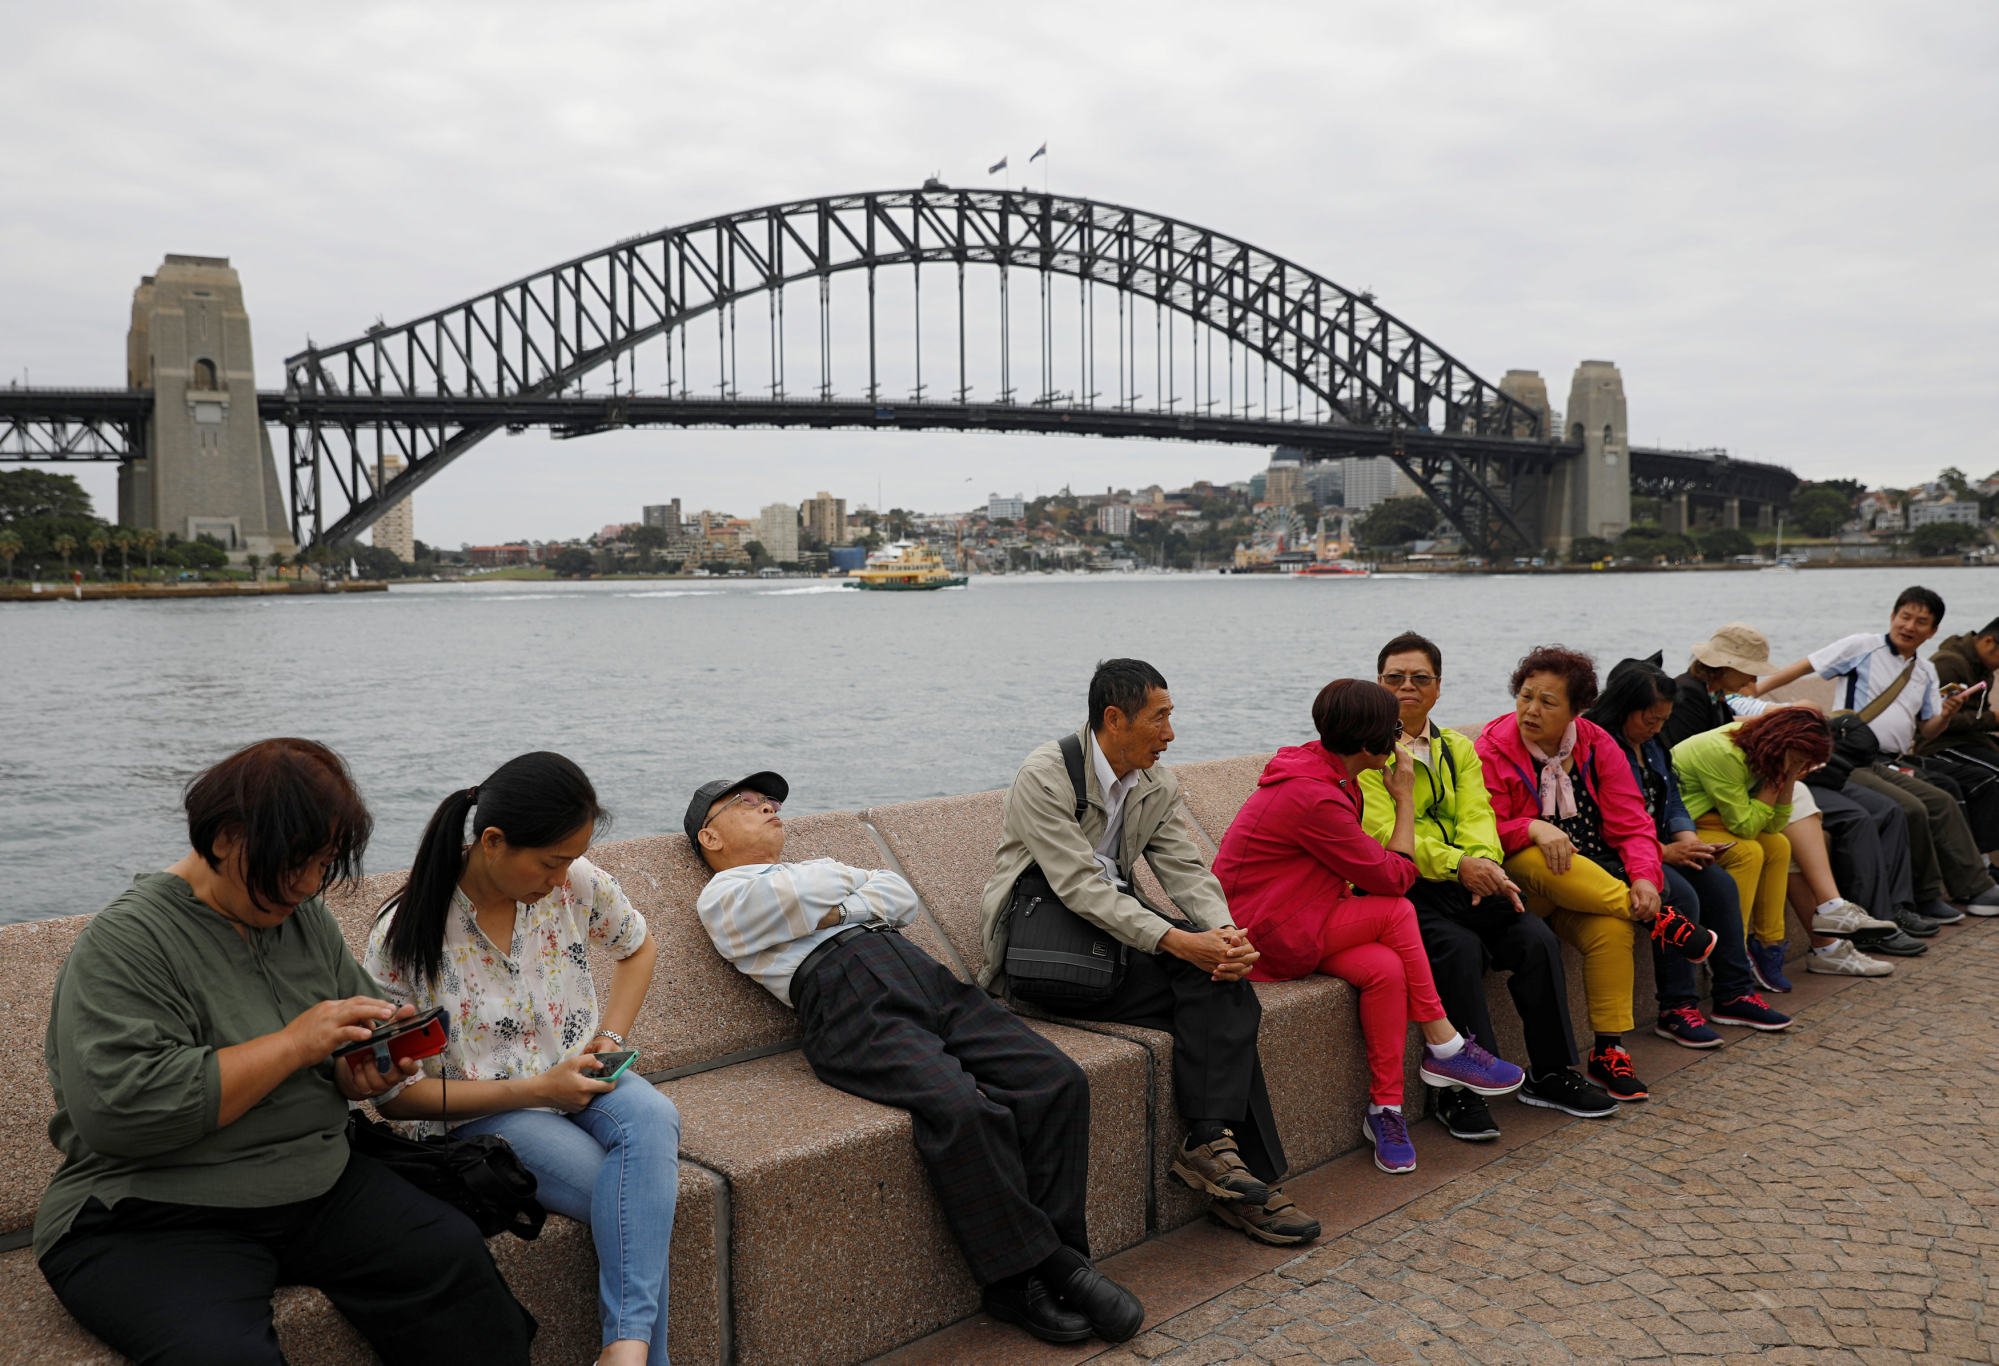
[1525,722,1579,820]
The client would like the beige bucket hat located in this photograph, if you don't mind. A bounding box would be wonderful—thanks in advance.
[1690,623,1776,676]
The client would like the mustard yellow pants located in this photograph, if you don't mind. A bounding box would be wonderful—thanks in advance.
[1696,816,1791,949]
[1504,846,1638,1036]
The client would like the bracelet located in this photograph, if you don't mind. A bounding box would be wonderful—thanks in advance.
[594,1028,625,1048]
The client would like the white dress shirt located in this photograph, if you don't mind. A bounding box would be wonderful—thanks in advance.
[1088,731,1142,889]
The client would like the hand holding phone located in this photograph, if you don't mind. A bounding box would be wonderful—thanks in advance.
[332,1005,450,1073]
[590,1049,639,1082]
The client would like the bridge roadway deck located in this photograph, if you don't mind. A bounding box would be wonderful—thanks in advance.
[886,918,1998,1364]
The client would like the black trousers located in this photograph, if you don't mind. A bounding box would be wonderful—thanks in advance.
[1816,781,1915,916]
[1916,749,1999,850]
[1052,944,1287,1185]
[39,1151,534,1366]
[1407,878,1576,1075]
[795,931,1090,1285]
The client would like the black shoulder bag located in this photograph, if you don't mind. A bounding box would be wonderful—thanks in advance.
[1808,658,1914,791]
[348,1108,547,1240]
[1003,733,1131,1007]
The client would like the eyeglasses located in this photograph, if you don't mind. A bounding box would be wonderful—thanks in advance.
[702,789,780,831]
[1380,672,1438,688]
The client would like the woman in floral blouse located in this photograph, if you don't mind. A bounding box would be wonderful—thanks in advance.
[366,752,676,1366]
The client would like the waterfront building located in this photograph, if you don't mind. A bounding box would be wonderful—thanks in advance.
[466,543,536,568]
[758,502,801,563]
[366,454,414,563]
[1909,499,1983,528]
[1340,456,1417,512]
[1263,459,1304,510]
[802,491,848,545]
[643,500,682,534]
[988,491,1027,522]
[1097,503,1135,537]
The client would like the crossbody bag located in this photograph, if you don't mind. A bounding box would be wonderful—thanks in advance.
[1808,656,1916,791]
[1003,733,1131,1007]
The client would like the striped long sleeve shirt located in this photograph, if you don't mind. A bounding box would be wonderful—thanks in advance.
[695,858,919,1005]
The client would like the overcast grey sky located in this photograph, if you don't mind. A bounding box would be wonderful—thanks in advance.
[6,1,1994,545]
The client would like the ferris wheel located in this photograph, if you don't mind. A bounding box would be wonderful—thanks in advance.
[1254,505,1308,554]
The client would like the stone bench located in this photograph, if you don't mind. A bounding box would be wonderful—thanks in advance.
[0,752,1808,1363]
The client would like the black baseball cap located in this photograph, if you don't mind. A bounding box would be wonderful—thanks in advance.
[683,772,790,852]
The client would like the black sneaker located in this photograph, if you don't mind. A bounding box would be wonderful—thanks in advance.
[1517,1068,1618,1118]
[1918,899,1966,925]
[1892,907,1940,938]
[1433,1085,1501,1141]
[1854,926,1929,957]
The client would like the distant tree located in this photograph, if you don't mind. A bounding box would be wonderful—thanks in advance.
[136,527,159,572]
[1695,527,1755,560]
[112,529,133,581]
[744,540,770,570]
[350,544,406,580]
[1569,536,1613,565]
[1815,478,1866,502]
[1615,527,1697,563]
[245,552,264,581]
[1355,497,1438,547]
[1910,522,1982,557]
[1790,485,1856,538]
[0,469,94,525]
[182,535,229,571]
[51,532,76,571]
[549,547,596,578]
[1941,467,1972,499]
[0,529,19,581]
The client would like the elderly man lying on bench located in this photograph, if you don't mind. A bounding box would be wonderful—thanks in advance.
[686,771,1143,1347]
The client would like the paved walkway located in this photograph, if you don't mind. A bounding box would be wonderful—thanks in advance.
[892,919,1998,1364]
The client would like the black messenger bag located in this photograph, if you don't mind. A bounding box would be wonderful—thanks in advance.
[1004,733,1130,1007]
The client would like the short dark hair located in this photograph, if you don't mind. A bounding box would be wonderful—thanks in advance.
[1585,659,1678,734]
[1978,616,1999,641]
[1312,679,1400,755]
[1377,630,1442,676]
[1089,658,1168,732]
[1509,645,1600,712]
[185,738,373,914]
[1894,585,1945,625]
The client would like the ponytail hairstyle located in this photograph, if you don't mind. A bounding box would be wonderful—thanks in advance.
[379,751,607,985]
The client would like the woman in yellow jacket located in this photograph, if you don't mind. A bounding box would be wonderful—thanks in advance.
[1670,710,1833,989]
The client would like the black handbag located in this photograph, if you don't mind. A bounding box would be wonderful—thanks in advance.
[348,1110,547,1240]
[1806,657,1914,792]
[1004,733,1130,1007]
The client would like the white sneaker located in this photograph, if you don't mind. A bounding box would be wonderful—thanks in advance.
[1965,887,1999,916]
[1811,900,1898,936]
[1805,939,1894,977]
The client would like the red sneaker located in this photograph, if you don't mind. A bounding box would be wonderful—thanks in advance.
[1586,1044,1650,1102]
[1650,905,1717,963]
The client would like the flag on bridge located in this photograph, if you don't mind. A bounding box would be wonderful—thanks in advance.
[988,155,1008,174]
[1029,142,1047,162]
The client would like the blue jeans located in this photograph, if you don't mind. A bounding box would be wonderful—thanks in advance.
[1656,862,1757,1010]
[458,1077,680,1361]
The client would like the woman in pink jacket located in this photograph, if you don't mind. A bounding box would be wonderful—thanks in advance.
[1216,680,1522,1176]
[1475,646,1718,1103]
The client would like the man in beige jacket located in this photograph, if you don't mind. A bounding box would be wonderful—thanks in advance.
[981,659,1319,1246]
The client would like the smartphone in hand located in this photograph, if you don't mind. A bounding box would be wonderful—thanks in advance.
[590,1049,639,1081]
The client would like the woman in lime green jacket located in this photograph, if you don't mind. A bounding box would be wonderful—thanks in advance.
[1670,710,1832,978]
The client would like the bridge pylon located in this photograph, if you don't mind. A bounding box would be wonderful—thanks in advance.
[121,256,294,560]
[1561,359,1632,548]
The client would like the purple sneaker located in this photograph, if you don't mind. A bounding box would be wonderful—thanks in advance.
[1747,938,1793,994]
[1362,1109,1416,1173]
[1419,1034,1526,1096]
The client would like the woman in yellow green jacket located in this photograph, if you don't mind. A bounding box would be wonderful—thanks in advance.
[1670,710,1833,987]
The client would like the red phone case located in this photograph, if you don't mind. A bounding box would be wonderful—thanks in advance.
[337,1008,450,1071]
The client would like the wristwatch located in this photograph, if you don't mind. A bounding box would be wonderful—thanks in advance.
[594,1028,626,1048]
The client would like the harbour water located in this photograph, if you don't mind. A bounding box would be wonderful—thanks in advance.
[4,566,1992,925]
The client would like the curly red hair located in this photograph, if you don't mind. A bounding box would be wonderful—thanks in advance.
[1733,708,1833,784]
[1509,645,1600,712]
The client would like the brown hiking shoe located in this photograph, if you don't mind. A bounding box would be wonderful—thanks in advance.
[1210,1187,1322,1245]
[1170,1129,1270,1205]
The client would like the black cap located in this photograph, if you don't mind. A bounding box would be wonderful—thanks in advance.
[684,771,790,853]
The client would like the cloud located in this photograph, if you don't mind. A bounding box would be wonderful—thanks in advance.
[7,0,1995,540]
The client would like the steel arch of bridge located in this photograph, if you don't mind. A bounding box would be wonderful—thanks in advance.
[283,186,1548,552]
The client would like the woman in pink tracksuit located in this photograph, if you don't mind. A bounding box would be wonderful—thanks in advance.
[1215,680,1523,1174]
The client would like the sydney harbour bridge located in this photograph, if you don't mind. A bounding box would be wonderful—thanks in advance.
[0,185,1797,557]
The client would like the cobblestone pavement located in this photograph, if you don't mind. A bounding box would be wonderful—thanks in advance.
[1099,925,1999,1365]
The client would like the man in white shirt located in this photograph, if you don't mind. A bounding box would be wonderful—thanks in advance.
[1754,586,1999,924]
[688,772,1144,1347]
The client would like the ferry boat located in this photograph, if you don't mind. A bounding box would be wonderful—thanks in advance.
[847,541,968,592]
[1294,561,1372,579]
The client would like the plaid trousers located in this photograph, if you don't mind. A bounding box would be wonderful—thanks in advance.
[794,932,1091,1285]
